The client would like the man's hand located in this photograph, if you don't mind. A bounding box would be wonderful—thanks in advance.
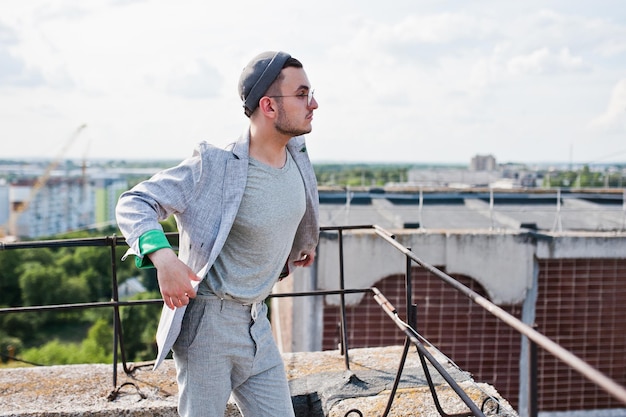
[293,252,315,267]
[147,248,201,310]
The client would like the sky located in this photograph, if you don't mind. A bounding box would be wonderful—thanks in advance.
[1,0,625,165]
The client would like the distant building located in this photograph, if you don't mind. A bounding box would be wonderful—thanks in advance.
[0,179,8,230]
[406,168,502,188]
[4,174,129,239]
[93,176,129,228]
[118,277,147,298]
[470,154,496,171]
[7,177,94,238]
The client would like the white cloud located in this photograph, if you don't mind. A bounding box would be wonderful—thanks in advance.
[381,13,494,45]
[0,0,625,164]
[589,79,626,131]
[164,59,222,99]
[507,47,588,76]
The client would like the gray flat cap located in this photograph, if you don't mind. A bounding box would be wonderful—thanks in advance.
[238,51,291,117]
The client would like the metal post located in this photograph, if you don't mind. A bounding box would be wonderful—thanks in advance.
[382,304,418,417]
[490,188,494,230]
[552,188,562,232]
[622,188,626,232]
[109,236,119,388]
[418,188,424,229]
[530,339,538,417]
[338,229,351,370]
[405,247,413,320]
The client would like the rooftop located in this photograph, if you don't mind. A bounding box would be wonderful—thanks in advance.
[318,187,626,233]
[0,346,515,417]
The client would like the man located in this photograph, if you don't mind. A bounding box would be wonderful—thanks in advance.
[116,51,320,417]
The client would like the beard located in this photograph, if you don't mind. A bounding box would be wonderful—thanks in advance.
[273,101,312,137]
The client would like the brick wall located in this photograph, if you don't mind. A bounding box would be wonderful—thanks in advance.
[535,258,626,411]
[322,259,626,412]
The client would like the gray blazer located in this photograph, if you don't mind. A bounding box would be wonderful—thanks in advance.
[116,130,319,368]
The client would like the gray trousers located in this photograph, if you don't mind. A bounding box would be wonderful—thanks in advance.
[172,295,295,417]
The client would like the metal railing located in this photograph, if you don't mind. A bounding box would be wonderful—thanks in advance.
[365,225,626,416]
[2,225,626,417]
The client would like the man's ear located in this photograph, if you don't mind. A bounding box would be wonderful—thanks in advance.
[258,97,276,117]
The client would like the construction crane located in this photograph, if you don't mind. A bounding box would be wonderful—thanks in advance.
[1,124,87,240]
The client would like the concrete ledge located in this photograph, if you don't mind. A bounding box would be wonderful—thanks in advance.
[0,346,516,417]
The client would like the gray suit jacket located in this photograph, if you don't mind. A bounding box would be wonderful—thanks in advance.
[116,130,319,368]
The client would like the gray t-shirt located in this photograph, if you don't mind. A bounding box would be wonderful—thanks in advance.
[198,151,306,303]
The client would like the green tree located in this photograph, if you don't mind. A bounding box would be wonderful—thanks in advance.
[120,291,161,361]
[86,318,113,349]
[21,337,111,365]
[0,313,33,352]
[19,264,90,307]
[57,246,114,301]
[1,229,166,366]
[579,165,594,187]
[19,317,113,365]
[17,261,92,343]
[314,163,411,187]
[0,330,23,364]
[21,340,79,365]
[81,318,114,363]
[0,250,22,307]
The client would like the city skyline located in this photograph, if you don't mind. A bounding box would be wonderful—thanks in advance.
[1,1,625,165]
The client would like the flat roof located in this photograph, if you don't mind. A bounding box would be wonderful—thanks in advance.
[319,188,625,232]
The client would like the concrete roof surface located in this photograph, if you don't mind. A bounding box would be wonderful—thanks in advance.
[0,346,516,417]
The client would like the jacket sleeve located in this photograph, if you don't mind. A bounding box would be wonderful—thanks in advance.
[116,146,205,261]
